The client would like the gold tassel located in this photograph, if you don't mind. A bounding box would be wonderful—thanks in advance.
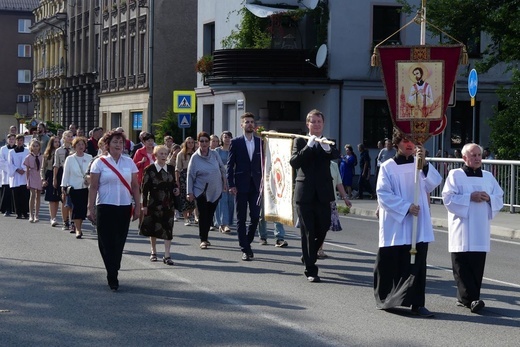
[371,50,379,67]
[461,46,469,65]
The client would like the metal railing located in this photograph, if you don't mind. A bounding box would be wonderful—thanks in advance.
[427,157,520,213]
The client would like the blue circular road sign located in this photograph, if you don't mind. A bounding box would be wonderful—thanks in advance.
[468,69,478,98]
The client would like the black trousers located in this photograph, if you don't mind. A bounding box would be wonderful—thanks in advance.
[374,242,429,308]
[451,252,487,306]
[296,201,331,277]
[358,175,374,198]
[97,204,131,284]
[195,194,220,242]
[235,180,261,253]
[12,185,29,216]
[0,184,14,213]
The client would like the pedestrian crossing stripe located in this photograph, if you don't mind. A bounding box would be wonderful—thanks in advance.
[180,115,189,126]
[173,90,196,113]
[178,97,190,108]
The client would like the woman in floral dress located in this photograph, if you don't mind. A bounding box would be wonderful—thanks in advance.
[140,145,179,265]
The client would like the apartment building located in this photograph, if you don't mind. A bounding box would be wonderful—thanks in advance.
[196,0,507,161]
[0,0,39,137]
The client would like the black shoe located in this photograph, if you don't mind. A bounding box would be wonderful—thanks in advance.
[470,300,485,313]
[411,306,434,318]
[16,215,22,219]
[107,277,119,291]
[275,239,288,248]
[241,252,251,261]
[23,214,29,219]
[247,250,254,259]
[3,212,11,217]
[307,276,321,283]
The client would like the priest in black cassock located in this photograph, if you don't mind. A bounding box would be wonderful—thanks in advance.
[374,128,441,317]
[442,143,503,313]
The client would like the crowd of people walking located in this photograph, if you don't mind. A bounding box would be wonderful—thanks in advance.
[0,115,504,318]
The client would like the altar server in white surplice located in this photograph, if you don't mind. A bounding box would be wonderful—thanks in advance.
[442,143,503,314]
[374,129,442,317]
[8,134,30,219]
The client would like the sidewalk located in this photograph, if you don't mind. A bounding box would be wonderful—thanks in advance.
[340,198,520,240]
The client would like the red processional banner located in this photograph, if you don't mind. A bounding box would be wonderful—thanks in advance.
[377,45,463,143]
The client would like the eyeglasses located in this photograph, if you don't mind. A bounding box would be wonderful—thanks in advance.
[199,139,209,143]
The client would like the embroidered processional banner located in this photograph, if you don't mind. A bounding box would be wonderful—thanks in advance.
[377,45,463,143]
[263,136,295,225]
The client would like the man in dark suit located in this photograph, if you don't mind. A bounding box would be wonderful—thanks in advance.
[227,112,263,261]
[290,109,339,282]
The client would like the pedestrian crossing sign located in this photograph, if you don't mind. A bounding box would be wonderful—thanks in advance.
[173,90,196,113]
[178,114,191,128]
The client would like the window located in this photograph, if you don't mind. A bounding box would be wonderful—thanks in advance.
[111,112,122,129]
[363,99,394,148]
[129,35,135,75]
[18,19,31,33]
[120,37,126,77]
[17,95,32,103]
[450,101,479,147]
[267,101,300,121]
[139,32,145,73]
[132,111,143,130]
[18,70,31,83]
[373,6,401,46]
[203,22,215,56]
[18,44,31,57]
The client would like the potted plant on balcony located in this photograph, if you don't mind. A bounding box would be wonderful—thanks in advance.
[120,1,127,14]
[111,3,118,17]
[196,55,213,83]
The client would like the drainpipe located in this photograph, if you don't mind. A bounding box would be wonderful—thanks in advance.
[147,0,154,132]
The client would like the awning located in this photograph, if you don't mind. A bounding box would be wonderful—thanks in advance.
[245,0,319,18]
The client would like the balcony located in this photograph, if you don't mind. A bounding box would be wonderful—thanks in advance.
[206,49,327,84]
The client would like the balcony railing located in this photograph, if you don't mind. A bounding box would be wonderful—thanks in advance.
[207,49,327,83]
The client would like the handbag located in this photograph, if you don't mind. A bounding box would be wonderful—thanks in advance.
[100,157,134,216]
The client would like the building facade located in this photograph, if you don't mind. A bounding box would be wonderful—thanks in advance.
[0,0,39,136]
[196,0,509,166]
[31,0,197,142]
[32,0,67,126]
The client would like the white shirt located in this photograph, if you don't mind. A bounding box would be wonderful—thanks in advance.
[442,168,504,252]
[8,147,29,188]
[61,153,93,189]
[245,135,255,161]
[90,154,138,206]
[376,160,442,247]
[0,145,12,185]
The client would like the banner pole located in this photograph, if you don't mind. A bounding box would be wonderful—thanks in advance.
[421,0,426,45]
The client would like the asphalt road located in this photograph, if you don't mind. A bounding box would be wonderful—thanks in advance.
[1,205,519,346]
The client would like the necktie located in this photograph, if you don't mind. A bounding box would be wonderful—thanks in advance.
[65,147,70,158]
[35,154,40,171]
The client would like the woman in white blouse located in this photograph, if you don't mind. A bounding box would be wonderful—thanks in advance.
[61,137,92,238]
[88,130,140,291]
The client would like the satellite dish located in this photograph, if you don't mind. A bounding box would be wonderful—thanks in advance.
[316,44,328,68]
[302,0,319,10]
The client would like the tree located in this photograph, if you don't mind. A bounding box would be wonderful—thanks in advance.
[153,108,197,145]
[488,69,520,159]
[398,0,520,73]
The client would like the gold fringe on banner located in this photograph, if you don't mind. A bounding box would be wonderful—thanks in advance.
[371,50,379,67]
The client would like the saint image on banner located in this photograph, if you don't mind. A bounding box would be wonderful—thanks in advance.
[397,61,444,120]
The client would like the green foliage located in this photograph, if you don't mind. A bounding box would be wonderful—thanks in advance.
[397,0,520,73]
[221,7,272,49]
[44,120,64,136]
[336,205,350,215]
[221,2,329,49]
[488,69,520,160]
[152,108,197,144]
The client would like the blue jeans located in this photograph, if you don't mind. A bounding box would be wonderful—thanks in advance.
[214,191,234,226]
[258,208,285,241]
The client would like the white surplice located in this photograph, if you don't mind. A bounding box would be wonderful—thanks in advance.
[8,148,29,188]
[376,160,442,247]
[442,168,504,252]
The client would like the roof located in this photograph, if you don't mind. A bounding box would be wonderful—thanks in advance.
[0,0,39,12]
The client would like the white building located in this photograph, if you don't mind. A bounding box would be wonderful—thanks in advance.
[196,0,508,165]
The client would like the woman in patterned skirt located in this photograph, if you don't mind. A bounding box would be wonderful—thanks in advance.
[140,145,180,265]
